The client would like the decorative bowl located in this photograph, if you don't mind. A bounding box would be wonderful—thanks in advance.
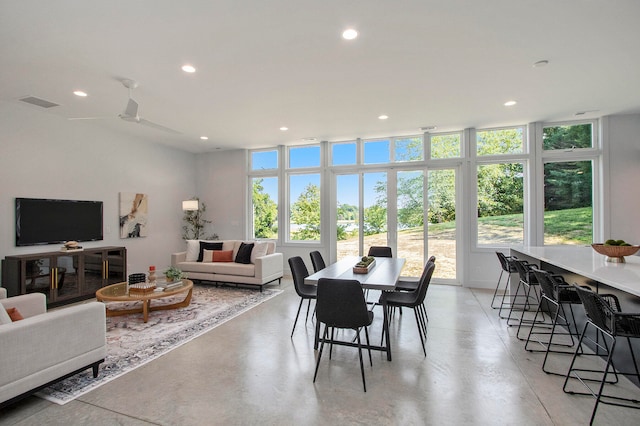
[591,243,640,263]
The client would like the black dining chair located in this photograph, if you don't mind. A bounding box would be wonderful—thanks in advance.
[379,259,436,356]
[563,285,640,425]
[313,278,374,392]
[288,256,317,338]
[367,246,392,258]
[309,251,326,273]
[396,256,436,292]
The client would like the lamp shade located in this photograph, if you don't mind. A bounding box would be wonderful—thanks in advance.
[182,200,199,211]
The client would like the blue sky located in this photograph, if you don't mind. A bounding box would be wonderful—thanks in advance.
[252,142,409,208]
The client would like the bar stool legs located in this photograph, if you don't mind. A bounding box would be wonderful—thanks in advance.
[562,286,640,425]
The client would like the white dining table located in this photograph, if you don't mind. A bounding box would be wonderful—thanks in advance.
[305,256,406,361]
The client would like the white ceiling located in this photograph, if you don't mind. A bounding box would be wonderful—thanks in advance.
[1,0,639,153]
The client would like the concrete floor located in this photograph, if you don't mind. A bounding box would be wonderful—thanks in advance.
[1,278,639,425]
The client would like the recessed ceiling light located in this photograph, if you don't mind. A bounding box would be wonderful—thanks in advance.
[200,136,209,140]
[342,29,358,40]
[182,64,196,73]
[378,115,388,120]
[280,126,288,131]
[533,60,549,68]
[303,137,317,142]
[420,126,437,131]
[73,91,87,97]
[504,100,517,107]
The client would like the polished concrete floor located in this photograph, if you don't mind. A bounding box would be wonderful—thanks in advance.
[1,278,639,425]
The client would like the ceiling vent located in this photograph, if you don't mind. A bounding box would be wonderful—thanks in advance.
[19,96,60,108]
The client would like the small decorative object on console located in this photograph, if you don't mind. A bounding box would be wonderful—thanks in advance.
[353,256,376,274]
[60,240,83,252]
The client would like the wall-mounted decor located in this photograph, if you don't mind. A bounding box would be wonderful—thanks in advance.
[119,192,148,238]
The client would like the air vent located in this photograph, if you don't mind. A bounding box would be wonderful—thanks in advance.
[19,96,59,108]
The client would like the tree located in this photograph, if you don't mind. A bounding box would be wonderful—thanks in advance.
[290,183,321,240]
[252,179,278,239]
[364,205,386,235]
[397,174,423,228]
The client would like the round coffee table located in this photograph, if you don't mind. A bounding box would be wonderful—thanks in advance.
[96,279,193,323]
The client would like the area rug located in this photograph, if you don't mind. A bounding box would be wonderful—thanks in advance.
[37,285,282,405]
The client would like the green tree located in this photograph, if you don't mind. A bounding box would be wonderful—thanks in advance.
[397,174,423,228]
[364,205,386,235]
[291,183,321,240]
[252,179,277,238]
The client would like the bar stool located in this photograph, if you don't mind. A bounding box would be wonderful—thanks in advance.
[492,251,517,313]
[525,268,583,375]
[508,259,543,339]
[563,285,640,425]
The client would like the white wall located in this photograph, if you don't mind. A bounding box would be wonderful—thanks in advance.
[0,101,197,281]
[195,150,247,240]
[606,114,640,243]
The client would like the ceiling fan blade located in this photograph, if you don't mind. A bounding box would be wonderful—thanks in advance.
[139,118,181,134]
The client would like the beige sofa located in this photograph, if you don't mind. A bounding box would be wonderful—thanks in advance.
[0,291,107,408]
[171,240,283,291]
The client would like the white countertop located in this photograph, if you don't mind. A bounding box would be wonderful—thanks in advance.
[511,246,640,297]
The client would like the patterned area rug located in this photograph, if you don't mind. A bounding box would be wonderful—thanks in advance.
[37,284,282,405]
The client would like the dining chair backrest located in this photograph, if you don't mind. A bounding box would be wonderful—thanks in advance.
[368,246,392,258]
[309,251,326,273]
[427,255,436,264]
[414,260,436,305]
[288,256,311,297]
[317,278,371,329]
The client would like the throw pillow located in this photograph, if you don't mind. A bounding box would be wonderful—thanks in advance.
[235,242,254,264]
[0,306,11,325]
[198,241,223,262]
[202,249,215,263]
[250,241,269,264]
[213,250,234,262]
[6,307,24,321]
[185,240,201,262]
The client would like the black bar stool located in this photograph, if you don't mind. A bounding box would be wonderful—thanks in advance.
[525,268,583,375]
[563,285,640,425]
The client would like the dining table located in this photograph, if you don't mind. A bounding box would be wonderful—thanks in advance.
[305,255,406,361]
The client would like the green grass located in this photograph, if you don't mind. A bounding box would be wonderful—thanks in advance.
[419,207,592,244]
[474,206,592,244]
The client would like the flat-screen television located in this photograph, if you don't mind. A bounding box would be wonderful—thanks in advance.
[15,198,103,246]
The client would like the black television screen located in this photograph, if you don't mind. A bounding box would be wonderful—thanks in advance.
[15,198,103,246]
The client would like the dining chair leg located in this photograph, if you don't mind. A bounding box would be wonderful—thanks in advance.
[414,308,427,356]
[313,325,328,383]
[305,299,312,322]
[291,298,304,338]
[383,302,392,361]
[364,326,372,366]
[356,330,367,392]
[329,327,335,359]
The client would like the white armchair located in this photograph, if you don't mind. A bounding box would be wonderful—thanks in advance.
[0,287,6,299]
[0,292,107,408]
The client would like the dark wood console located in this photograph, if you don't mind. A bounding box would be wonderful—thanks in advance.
[2,246,126,307]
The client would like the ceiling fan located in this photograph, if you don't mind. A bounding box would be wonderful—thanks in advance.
[69,79,181,134]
